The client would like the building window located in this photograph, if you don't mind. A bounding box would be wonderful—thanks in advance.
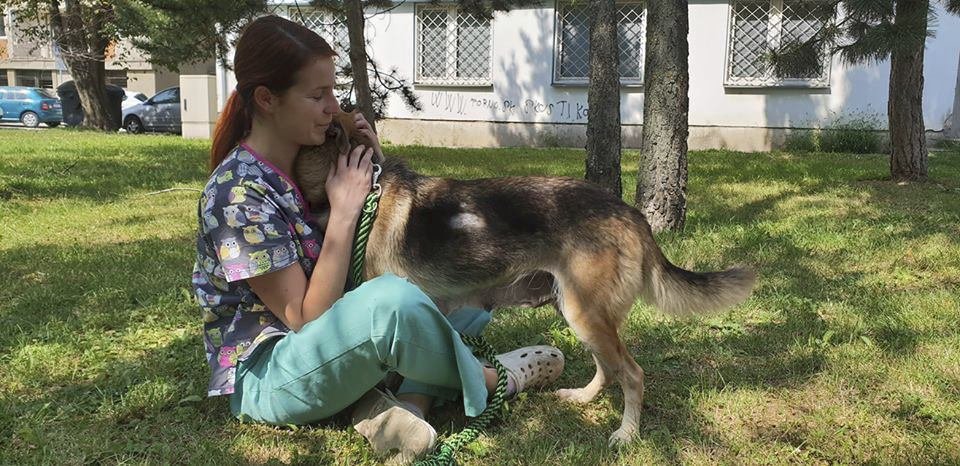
[0,70,8,86]
[725,0,834,87]
[415,4,492,86]
[0,11,7,38]
[106,70,128,88]
[281,6,350,73]
[16,70,54,88]
[553,1,645,86]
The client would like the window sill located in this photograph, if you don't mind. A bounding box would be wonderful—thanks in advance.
[724,81,830,90]
[414,81,493,88]
[551,81,644,89]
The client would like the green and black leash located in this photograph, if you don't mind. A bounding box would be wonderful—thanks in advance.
[348,164,509,466]
[414,336,507,466]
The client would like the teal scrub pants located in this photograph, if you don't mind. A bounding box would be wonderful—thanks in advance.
[230,273,492,424]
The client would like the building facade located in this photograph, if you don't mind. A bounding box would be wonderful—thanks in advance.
[217,1,960,150]
[0,9,177,96]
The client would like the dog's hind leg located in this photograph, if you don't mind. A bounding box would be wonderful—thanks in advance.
[553,273,646,446]
[603,331,646,447]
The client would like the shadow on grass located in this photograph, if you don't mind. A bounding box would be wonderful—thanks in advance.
[688,151,958,354]
[463,150,958,462]
[0,144,207,202]
[0,333,349,464]
[0,235,197,355]
[3,145,959,463]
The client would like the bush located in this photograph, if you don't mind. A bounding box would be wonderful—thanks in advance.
[784,130,818,152]
[783,111,885,154]
[818,113,884,154]
[933,138,960,151]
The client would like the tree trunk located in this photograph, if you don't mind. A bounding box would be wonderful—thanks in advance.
[888,0,929,181]
[67,57,115,130]
[636,0,689,232]
[345,0,377,132]
[50,0,116,131]
[585,0,622,197]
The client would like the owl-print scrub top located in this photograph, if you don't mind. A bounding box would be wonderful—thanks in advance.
[192,143,321,396]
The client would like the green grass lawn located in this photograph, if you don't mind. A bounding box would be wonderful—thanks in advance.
[1,129,959,465]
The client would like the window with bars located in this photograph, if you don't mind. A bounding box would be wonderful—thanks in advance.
[725,0,834,87]
[275,6,350,71]
[553,1,645,85]
[415,4,492,86]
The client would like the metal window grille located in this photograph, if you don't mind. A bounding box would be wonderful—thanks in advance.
[415,4,492,86]
[553,1,645,85]
[277,6,350,71]
[725,0,833,87]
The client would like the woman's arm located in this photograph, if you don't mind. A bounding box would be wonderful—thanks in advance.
[248,145,375,332]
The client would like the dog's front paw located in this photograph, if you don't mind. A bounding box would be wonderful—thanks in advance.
[554,387,595,404]
[607,426,636,448]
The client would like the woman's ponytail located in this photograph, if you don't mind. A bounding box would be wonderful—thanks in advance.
[209,91,250,172]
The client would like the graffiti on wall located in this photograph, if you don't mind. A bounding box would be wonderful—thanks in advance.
[427,91,589,121]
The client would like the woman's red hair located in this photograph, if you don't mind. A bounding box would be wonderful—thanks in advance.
[210,15,337,171]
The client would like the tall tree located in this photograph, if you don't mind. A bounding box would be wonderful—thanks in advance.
[773,0,960,181]
[636,0,690,232]
[887,0,929,180]
[39,1,114,130]
[585,0,622,197]
[308,0,420,124]
[2,0,265,131]
[343,0,377,131]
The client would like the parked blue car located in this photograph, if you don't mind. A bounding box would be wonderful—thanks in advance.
[0,86,63,127]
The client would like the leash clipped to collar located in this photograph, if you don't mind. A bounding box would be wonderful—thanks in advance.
[345,162,510,466]
[348,163,383,289]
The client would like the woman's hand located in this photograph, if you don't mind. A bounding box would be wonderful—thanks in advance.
[325,144,375,224]
[354,113,383,161]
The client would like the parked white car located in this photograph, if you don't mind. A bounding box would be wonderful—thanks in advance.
[121,87,181,134]
[121,89,148,111]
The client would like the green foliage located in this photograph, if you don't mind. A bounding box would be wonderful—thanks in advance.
[0,0,267,71]
[784,129,820,152]
[934,138,960,151]
[819,112,886,153]
[784,111,886,154]
[770,0,949,71]
[119,0,267,71]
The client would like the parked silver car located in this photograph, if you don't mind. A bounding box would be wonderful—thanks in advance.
[122,86,180,134]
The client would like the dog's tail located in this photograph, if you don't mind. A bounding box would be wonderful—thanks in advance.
[645,252,756,318]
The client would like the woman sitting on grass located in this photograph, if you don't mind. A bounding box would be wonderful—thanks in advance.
[190,15,565,464]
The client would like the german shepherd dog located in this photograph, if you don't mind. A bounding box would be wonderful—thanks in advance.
[294,111,756,446]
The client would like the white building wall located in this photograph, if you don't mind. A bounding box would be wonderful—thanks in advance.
[218,0,960,150]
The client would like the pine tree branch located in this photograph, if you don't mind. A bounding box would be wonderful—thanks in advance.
[947,0,960,14]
